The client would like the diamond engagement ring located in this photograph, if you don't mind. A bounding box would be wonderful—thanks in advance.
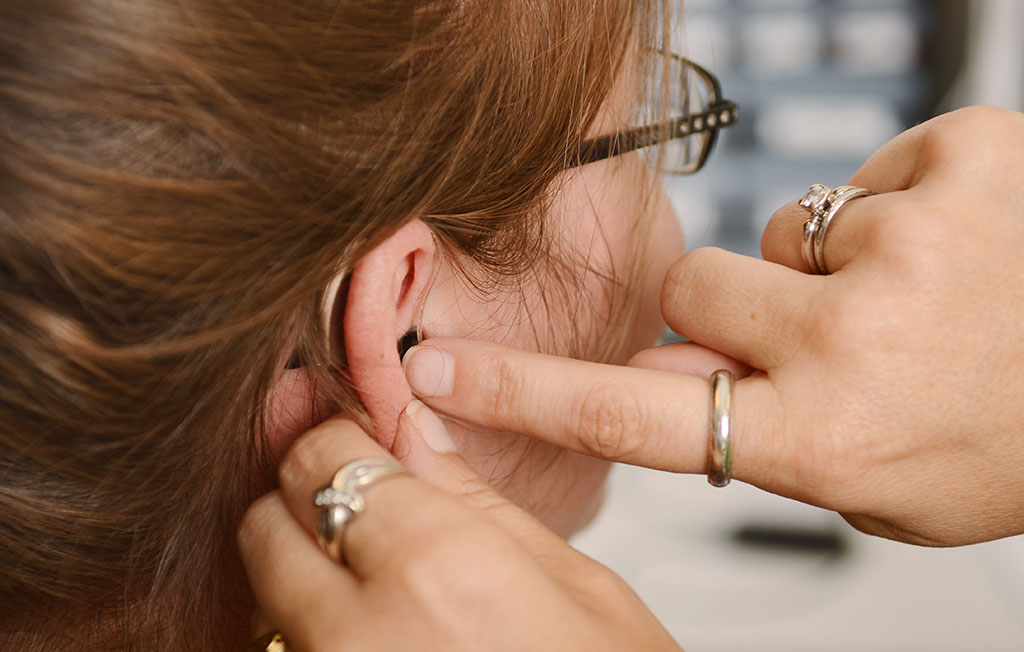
[314,458,409,565]
[799,184,874,274]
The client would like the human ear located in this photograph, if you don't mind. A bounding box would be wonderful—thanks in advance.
[340,218,437,451]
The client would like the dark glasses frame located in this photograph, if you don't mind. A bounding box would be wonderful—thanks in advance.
[568,56,738,174]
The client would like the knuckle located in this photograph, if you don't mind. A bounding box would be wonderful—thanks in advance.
[662,248,725,315]
[442,471,507,515]
[237,492,281,553]
[401,531,455,580]
[573,381,646,461]
[584,559,632,597]
[944,105,1019,132]
[860,202,912,254]
[488,351,524,424]
[278,430,328,493]
[811,290,886,352]
[923,106,1024,160]
[761,203,800,257]
[861,198,953,277]
[398,519,507,602]
[665,247,721,289]
[276,419,367,492]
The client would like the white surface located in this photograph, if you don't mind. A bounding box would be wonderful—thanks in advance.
[573,464,1024,651]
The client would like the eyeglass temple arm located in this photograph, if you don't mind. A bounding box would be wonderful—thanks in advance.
[568,99,738,169]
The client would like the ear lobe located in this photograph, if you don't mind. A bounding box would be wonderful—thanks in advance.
[342,219,437,451]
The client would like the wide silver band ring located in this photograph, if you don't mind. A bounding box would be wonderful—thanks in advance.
[799,183,874,274]
[707,369,735,487]
[313,457,409,565]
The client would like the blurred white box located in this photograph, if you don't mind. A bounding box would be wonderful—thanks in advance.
[757,96,901,157]
[833,10,919,74]
[678,15,731,69]
[742,13,823,74]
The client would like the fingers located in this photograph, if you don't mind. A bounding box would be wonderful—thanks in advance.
[844,117,931,193]
[402,338,785,482]
[627,341,751,379]
[237,491,360,648]
[660,248,818,369]
[277,417,447,578]
[276,414,582,583]
[275,417,401,539]
[761,193,890,273]
[760,110,955,272]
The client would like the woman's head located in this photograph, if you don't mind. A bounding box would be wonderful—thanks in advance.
[0,0,677,648]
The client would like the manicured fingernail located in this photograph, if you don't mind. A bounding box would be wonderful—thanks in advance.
[402,400,457,453]
[402,345,454,398]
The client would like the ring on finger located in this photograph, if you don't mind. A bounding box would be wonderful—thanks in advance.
[798,183,874,274]
[313,458,409,565]
[799,183,832,274]
[707,369,735,487]
[813,185,874,274]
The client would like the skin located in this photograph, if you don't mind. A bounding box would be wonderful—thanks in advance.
[240,54,695,645]
[241,75,1024,652]
[241,50,693,646]
[403,106,1024,547]
[240,410,682,651]
[268,47,688,539]
[407,149,684,536]
[265,113,684,538]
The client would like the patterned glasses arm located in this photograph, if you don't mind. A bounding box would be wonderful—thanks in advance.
[569,99,739,169]
[568,56,738,174]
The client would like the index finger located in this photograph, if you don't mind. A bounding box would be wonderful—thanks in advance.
[402,338,784,483]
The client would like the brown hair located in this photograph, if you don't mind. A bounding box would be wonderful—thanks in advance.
[0,0,667,649]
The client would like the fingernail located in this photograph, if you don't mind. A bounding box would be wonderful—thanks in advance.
[401,400,457,453]
[402,345,454,398]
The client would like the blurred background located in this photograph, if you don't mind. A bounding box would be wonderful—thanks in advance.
[572,1,1024,650]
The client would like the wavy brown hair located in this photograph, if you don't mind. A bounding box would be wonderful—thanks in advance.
[0,0,668,649]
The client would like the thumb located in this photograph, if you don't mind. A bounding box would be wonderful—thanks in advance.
[392,400,578,561]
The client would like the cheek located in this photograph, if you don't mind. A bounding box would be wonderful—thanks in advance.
[564,156,686,358]
[633,172,686,349]
[414,161,684,532]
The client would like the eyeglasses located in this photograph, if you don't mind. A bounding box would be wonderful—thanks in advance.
[570,56,737,175]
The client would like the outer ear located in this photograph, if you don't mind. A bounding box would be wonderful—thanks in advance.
[341,219,437,451]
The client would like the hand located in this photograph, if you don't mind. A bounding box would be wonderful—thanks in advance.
[237,403,680,651]
[401,106,1024,547]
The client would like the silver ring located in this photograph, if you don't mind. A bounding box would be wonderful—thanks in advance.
[707,369,735,487]
[314,457,409,565]
[798,183,873,274]
[813,185,873,274]
[798,184,832,274]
